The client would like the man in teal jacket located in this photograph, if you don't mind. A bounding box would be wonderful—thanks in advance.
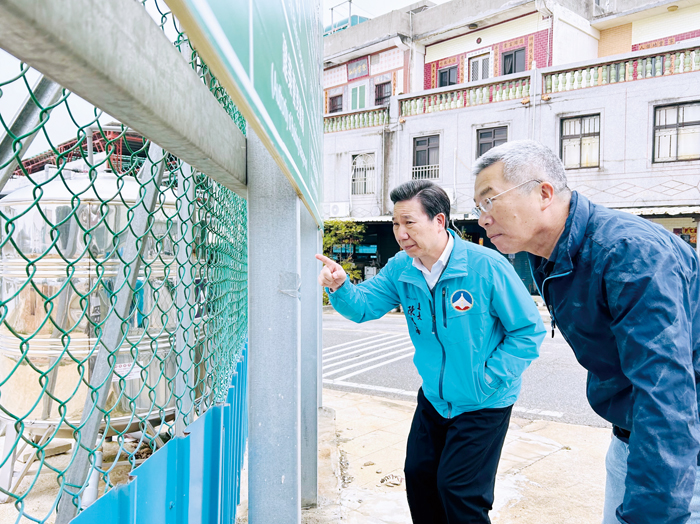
[316,180,545,524]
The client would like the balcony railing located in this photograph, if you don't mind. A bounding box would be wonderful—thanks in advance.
[351,176,375,195]
[324,107,388,133]
[412,164,440,179]
[400,74,532,117]
[543,45,700,94]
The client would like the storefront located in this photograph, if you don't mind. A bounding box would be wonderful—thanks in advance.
[343,217,538,294]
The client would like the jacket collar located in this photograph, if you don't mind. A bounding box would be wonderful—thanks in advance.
[532,190,591,275]
[398,230,469,293]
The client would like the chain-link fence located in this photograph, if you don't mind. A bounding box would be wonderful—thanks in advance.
[0,2,247,521]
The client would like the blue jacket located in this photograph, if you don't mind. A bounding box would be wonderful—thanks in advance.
[330,230,545,418]
[529,191,700,524]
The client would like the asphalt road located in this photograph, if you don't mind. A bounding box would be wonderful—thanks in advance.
[322,310,610,429]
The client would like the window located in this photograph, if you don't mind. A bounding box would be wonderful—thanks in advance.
[412,135,440,179]
[329,95,342,114]
[561,115,600,169]
[438,66,458,87]
[654,102,700,163]
[375,82,391,106]
[502,49,526,75]
[477,127,507,157]
[469,54,490,82]
[351,153,376,195]
[351,85,366,110]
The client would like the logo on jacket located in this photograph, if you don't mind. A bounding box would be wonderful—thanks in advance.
[451,290,474,311]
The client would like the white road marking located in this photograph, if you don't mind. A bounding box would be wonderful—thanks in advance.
[322,332,395,353]
[324,339,415,365]
[324,333,406,357]
[323,346,414,378]
[513,407,563,418]
[331,352,416,381]
[322,379,419,398]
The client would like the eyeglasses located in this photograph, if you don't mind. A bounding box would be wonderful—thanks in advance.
[472,179,542,218]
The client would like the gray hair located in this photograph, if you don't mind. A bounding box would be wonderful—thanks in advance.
[472,140,569,193]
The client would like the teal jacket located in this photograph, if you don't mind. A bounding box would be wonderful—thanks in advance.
[329,231,545,418]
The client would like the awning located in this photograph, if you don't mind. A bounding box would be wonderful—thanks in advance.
[616,206,700,217]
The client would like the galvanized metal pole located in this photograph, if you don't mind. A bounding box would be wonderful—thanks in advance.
[0,75,62,192]
[247,129,302,524]
[317,229,323,410]
[300,208,320,508]
[175,163,195,436]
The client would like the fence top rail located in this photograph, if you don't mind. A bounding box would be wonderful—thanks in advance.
[539,37,700,76]
[397,70,532,102]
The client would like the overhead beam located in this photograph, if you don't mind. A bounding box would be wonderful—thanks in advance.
[0,0,246,196]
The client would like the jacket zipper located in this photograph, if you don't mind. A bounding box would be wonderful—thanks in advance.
[430,285,452,418]
[442,288,448,329]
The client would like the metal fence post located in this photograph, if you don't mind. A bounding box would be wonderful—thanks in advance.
[247,129,302,523]
[300,209,320,508]
[0,75,62,191]
[175,163,196,436]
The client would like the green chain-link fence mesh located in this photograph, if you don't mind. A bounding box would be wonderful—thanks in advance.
[0,1,247,521]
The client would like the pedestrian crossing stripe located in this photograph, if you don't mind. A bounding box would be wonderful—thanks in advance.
[451,290,474,311]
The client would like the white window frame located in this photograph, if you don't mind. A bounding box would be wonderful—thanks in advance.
[465,49,494,83]
[351,153,376,195]
[560,114,602,169]
[349,80,369,111]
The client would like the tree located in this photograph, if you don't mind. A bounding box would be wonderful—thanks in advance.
[322,219,366,304]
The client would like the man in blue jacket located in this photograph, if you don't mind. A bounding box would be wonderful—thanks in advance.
[472,140,700,524]
[316,180,545,524]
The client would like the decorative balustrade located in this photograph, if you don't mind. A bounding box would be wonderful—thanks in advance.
[324,107,389,133]
[400,76,532,117]
[412,164,440,180]
[544,46,700,94]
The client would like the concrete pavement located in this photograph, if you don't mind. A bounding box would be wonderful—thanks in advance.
[235,388,611,523]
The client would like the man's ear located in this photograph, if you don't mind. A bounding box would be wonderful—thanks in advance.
[539,182,556,210]
[436,212,447,231]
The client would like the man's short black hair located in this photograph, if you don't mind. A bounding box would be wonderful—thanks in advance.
[390,180,450,224]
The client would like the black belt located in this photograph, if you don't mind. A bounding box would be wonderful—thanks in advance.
[613,425,631,442]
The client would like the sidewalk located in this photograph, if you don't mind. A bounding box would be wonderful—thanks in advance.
[236,388,611,523]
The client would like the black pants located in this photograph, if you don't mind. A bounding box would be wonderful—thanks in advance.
[404,388,512,524]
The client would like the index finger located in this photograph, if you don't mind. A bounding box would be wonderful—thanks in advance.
[315,254,337,267]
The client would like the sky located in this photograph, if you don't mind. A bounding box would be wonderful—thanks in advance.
[322,0,450,26]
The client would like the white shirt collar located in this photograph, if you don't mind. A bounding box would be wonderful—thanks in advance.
[412,232,454,290]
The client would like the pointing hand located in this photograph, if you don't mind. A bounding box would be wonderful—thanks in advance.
[315,254,347,292]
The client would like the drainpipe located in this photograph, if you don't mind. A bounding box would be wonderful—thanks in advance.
[536,0,554,67]
[453,147,457,212]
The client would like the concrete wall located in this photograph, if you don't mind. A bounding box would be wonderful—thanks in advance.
[411,0,533,37]
[323,129,385,218]
[424,13,543,63]
[324,10,411,60]
[392,97,535,216]
[534,69,700,209]
[552,17,599,64]
[323,67,700,219]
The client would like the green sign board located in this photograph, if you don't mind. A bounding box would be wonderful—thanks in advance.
[167,0,323,225]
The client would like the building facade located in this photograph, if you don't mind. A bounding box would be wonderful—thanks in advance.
[322,0,700,291]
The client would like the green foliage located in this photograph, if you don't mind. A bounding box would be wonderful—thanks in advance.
[322,219,366,282]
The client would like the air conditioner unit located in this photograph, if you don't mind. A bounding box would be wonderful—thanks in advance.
[328,201,350,218]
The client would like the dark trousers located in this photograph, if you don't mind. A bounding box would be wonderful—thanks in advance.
[404,388,512,524]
